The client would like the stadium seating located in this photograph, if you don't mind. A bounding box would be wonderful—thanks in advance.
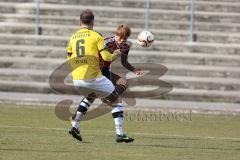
[0,0,240,103]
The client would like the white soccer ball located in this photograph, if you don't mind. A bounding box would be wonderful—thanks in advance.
[137,30,154,47]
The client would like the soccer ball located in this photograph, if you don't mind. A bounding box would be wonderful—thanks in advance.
[137,30,154,47]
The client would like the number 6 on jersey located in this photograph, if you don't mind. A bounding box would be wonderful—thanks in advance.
[76,39,85,57]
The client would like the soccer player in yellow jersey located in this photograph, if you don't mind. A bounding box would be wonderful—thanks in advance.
[75,25,139,143]
[67,9,133,143]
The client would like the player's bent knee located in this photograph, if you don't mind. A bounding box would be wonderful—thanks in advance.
[101,90,119,105]
[117,78,128,88]
[115,84,128,96]
[86,93,97,103]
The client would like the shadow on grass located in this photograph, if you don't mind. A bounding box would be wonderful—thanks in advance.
[0,148,81,153]
[130,143,239,151]
[80,141,92,144]
[145,136,201,141]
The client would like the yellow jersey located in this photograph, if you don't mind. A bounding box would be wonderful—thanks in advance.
[67,28,118,80]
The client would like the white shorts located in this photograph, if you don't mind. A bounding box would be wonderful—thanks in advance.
[73,76,115,98]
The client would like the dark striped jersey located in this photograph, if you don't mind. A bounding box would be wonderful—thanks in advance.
[100,36,135,72]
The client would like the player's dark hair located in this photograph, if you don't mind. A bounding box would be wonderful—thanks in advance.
[80,9,94,25]
[116,24,131,39]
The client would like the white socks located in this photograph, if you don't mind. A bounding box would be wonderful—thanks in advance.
[114,117,124,135]
[71,111,85,128]
[71,100,125,136]
[71,97,93,129]
[112,103,124,135]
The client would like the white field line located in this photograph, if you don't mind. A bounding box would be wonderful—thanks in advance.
[0,124,240,141]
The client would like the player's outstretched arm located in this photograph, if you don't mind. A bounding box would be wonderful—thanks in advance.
[100,49,121,62]
[120,53,135,72]
[121,54,142,75]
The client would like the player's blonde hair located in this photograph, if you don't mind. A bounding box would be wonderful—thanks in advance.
[115,24,131,39]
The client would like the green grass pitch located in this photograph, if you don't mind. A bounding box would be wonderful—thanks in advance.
[0,104,240,160]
